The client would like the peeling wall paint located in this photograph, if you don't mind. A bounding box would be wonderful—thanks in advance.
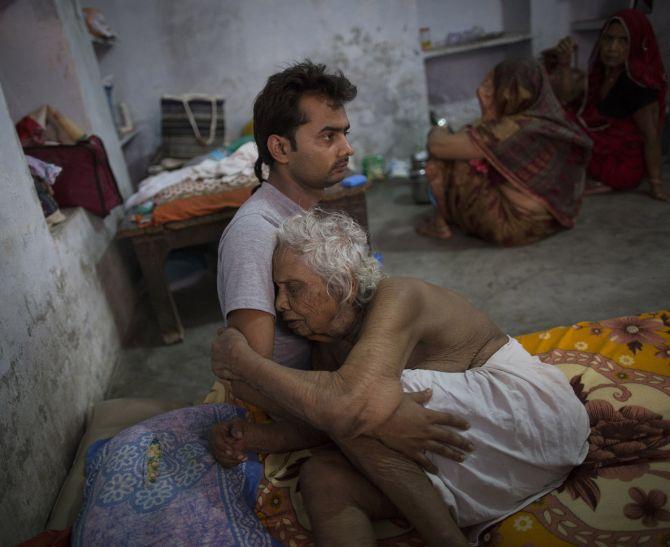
[0,1,137,542]
[0,84,132,543]
[86,0,430,179]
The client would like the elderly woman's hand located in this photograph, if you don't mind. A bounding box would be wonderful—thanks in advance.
[476,71,497,123]
[211,327,249,382]
[210,419,248,468]
[372,389,473,473]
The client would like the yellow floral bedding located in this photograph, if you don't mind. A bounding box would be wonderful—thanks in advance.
[205,310,670,546]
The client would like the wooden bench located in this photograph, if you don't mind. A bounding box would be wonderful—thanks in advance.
[117,182,371,344]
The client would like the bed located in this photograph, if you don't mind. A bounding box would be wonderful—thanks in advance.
[204,309,670,546]
[30,310,670,546]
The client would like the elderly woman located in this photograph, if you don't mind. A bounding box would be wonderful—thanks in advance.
[212,210,589,546]
[418,59,592,244]
[546,10,668,200]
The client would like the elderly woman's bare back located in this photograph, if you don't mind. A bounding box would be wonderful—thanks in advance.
[313,276,506,378]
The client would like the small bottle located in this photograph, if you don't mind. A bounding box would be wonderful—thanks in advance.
[420,27,432,51]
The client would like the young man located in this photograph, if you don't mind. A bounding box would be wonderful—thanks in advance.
[215,61,357,410]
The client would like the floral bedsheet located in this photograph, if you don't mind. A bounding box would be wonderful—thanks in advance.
[205,310,670,546]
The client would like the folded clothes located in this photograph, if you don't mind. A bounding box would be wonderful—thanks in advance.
[125,142,261,209]
[26,155,63,185]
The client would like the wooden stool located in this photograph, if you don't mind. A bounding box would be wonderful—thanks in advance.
[117,181,371,344]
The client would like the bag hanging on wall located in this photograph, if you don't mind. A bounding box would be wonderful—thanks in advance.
[24,136,122,217]
[161,94,225,159]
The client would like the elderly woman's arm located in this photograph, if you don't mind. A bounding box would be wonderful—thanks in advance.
[213,319,410,439]
[427,127,484,160]
[212,279,463,442]
[633,102,670,202]
[543,37,585,107]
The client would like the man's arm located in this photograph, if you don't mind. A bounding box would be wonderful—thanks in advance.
[213,308,294,419]
[211,418,330,467]
[427,127,484,160]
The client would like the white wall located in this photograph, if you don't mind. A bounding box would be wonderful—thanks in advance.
[0,80,119,544]
[530,0,571,56]
[0,1,137,542]
[417,0,504,43]
[421,0,533,111]
[86,0,431,177]
[0,1,87,128]
[0,0,132,198]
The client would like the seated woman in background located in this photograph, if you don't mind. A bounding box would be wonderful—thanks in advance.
[545,9,668,200]
[419,59,592,245]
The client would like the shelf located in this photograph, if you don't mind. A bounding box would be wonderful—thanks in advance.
[91,36,115,47]
[422,32,532,60]
[119,130,138,147]
[571,19,605,32]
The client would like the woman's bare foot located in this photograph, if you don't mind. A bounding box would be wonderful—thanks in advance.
[584,179,612,195]
[416,214,452,240]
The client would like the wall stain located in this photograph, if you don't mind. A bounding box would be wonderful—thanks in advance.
[328,26,428,158]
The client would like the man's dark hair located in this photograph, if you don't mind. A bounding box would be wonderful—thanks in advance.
[253,60,357,182]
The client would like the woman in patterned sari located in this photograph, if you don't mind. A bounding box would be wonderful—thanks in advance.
[418,59,592,246]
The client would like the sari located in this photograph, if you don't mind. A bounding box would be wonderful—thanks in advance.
[437,60,592,246]
[578,9,667,190]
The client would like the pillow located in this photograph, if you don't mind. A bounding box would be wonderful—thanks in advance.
[47,398,187,530]
[72,404,276,546]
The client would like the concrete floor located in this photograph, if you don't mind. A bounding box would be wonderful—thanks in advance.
[108,179,670,405]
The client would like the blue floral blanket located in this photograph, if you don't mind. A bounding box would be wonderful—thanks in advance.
[72,404,277,546]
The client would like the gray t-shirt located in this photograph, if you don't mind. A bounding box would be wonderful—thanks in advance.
[217,183,311,370]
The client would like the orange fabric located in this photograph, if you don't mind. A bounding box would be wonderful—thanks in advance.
[152,187,253,224]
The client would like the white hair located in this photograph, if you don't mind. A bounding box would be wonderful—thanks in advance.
[276,209,385,306]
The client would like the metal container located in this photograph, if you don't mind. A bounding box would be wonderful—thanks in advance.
[409,152,431,204]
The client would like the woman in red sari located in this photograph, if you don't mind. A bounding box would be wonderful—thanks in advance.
[419,59,592,245]
[547,9,668,200]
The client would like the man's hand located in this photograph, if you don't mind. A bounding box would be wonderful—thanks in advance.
[372,389,473,473]
[210,419,248,468]
[211,327,250,382]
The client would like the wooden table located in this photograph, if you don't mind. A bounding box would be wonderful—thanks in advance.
[118,182,371,344]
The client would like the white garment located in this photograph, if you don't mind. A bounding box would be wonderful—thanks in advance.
[125,142,260,209]
[400,337,589,545]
